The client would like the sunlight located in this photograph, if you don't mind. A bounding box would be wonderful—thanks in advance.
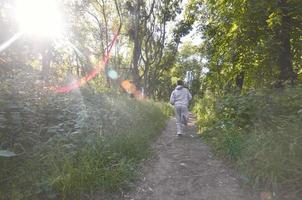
[0,32,23,53]
[15,0,64,38]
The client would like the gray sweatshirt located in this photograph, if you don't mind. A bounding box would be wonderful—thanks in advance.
[170,85,192,107]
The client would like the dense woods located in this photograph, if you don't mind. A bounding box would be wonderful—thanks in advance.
[1,0,302,199]
[183,1,302,199]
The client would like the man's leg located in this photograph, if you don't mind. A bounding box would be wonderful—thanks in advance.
[175,106,183,135]
[181,106,188,126]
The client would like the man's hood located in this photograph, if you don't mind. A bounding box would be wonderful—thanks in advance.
[176,85,184,90]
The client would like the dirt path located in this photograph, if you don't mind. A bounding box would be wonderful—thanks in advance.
[113,114,258,200]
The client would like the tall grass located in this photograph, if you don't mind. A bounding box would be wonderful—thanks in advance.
[193,86,302,199]
[0,88,171,200]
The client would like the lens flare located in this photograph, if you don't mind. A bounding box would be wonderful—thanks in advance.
[121,80,146,100]
[121,80,137,94]
[108,69,118,80]
[53,30,120,93]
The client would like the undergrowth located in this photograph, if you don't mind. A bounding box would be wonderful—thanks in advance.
[193,86,302,199]
[0,72,172,200]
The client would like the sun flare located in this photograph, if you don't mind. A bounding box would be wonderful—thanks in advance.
[16,0,64,38]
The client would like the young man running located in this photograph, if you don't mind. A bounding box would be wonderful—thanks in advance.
[170,80,192,135]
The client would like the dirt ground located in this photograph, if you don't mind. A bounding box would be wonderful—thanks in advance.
[105,114,259,200]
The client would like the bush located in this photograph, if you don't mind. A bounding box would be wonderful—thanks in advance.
[239,115,302,199]
[0,74,169,200]
[193,86,302,198]
[154,102,174,118]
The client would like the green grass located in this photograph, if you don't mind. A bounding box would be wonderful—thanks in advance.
[238,115,302,198]
[0,90,170,200]
[193,86,302,199]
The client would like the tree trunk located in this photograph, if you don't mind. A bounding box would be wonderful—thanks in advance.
[41,47,51,82]
[277,0,296,83]
[235,71,245,91]
[131,0,142,88]
[101,0,111,88]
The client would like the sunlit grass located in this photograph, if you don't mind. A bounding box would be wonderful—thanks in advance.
[0,85,171,200]
[193,85,302,199]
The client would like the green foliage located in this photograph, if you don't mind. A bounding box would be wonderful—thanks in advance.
[193,86,302,198]
[181,0,302,94]
[239,116,302,198]
[154,102,174,118]
[0,77,168,200]
[194,91,247,160]
[155,42,205,100]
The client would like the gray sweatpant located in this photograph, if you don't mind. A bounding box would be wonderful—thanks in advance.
[175,106,188,134]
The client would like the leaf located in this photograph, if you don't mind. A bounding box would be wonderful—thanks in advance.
[0,150,17,157]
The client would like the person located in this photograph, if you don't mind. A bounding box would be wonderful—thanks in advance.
[170,80,192,135]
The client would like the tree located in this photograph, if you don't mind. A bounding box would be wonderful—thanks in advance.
[125,0,181,95]
[178,0,302,94]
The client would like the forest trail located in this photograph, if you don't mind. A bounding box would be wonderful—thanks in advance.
[113,114,258,200]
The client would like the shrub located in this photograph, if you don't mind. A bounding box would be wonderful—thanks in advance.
[0,77,169,200]
[193,85,302,198]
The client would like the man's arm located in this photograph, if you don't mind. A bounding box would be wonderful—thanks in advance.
[170,91,175,105]
[187,89,192,101]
